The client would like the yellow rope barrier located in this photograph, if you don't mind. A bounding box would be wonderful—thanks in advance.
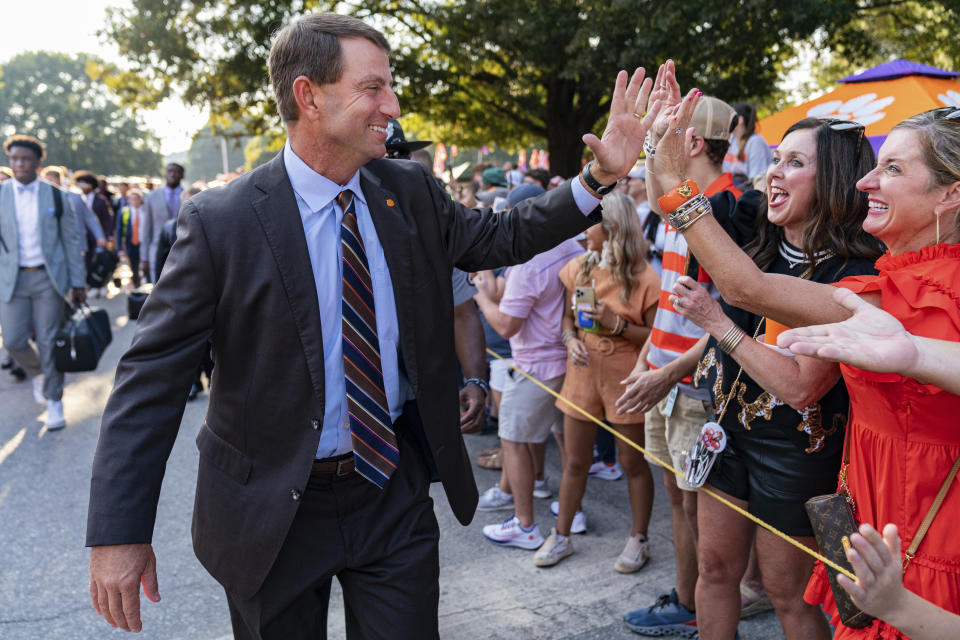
[485,348,856,581]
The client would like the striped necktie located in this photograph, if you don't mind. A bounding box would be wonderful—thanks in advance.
[338,189,399,488]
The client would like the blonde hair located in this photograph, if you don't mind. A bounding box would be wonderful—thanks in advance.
[576,192,649,304]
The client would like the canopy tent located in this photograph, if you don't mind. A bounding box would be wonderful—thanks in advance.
[758,59,960,153]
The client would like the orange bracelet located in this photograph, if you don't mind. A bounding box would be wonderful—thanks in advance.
[657,179,700,213]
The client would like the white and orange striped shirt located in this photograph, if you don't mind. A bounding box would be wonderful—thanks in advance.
[646,174,741,399]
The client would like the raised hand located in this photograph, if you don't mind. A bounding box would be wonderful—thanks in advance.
[647,60,683,143]
[777,288,918,373]
[654,88,702,188]
[582,68,663,185]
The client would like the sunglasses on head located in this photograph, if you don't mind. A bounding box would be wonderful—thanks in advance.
[824,119,865,155]
[928,106,960,120]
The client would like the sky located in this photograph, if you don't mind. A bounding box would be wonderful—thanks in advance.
[0,0,208,155]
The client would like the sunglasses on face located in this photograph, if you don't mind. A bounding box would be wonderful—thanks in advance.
[928,106,960,120]
[824,119,866,155]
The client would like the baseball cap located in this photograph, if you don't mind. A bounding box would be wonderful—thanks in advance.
[627,166,646,180]
[384,119,431,156]
[506,183,545,207]
[689,96,738,141]
[481,167,508,187]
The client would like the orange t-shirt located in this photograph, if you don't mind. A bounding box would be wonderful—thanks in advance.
[558,257,660,328]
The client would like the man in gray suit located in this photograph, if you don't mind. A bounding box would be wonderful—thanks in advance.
[86,12,659,639]
[139,162,184,283]
[0,135,86,430]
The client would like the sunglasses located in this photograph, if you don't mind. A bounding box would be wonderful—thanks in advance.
[928,106,960,120]
[824,119,865,155]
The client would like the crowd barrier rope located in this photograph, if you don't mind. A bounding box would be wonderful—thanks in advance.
[485,348,856,581]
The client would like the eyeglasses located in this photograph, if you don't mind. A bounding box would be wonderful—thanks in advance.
[824,119,865,155]
[928,106,960,120]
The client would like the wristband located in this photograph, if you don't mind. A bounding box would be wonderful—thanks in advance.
[657,179,700,213]
[463,377,490,396]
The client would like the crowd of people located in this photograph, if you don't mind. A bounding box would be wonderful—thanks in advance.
[1,12,958,640]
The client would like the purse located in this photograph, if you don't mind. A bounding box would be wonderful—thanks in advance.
[53,303,112,372]
[806,435,960,629]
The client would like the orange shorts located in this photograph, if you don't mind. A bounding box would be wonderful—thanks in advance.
[556,331,643,425]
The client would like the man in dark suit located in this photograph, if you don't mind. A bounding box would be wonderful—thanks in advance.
[86,12,659,639]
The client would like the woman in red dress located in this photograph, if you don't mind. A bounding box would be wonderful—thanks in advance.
[651,97,960,640]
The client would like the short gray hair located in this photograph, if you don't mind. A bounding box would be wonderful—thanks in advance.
[269,13,391,123]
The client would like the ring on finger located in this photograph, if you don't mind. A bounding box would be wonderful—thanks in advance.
[632,112,643,120]
[674,127,683,135]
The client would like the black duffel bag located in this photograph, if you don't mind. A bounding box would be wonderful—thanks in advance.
[128,291,148,320]
[54,304,112,372]
[86,249,120,288]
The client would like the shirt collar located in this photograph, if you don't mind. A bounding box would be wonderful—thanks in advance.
[283,141,364,212]
[15,178,38,192]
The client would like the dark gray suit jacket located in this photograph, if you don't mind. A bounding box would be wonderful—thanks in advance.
[86,152,597,598]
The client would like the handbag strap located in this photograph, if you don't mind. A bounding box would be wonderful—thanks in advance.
[904,453,960,569]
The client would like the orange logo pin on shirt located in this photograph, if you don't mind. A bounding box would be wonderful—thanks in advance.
[386,199,395,207]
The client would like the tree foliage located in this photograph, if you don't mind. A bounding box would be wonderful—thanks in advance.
[0,52,162,176]
[105,0,951,176]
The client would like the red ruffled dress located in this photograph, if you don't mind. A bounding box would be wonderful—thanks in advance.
[803,244,960,639]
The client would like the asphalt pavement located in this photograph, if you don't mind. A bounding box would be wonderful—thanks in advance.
[0,287,786,639]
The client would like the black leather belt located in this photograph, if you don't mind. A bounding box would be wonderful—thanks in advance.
[312,453,355,476]
[19,265,44,272]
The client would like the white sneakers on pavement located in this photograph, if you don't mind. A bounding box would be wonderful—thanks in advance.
[533,529,574,567]
[32,375,45,404]
[477,486,514,511]
[549,500,587,534]
[45,400,66,431]
[533,478,552,499]
[614,533,650,574]
[588,461,623,480]
[482,516,544,549]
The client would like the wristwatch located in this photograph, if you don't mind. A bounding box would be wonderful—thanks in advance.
[581,161,617,196]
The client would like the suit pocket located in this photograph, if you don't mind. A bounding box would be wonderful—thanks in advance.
[196,422,252,485]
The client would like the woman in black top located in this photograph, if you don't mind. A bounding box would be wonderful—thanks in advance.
[670,119,883,640]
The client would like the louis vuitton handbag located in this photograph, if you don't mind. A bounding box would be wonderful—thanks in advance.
[806,436,960,629]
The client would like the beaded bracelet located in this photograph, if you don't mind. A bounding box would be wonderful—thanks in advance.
[463,377,490,395]
[668,193,711,231]
[643,131,657,158]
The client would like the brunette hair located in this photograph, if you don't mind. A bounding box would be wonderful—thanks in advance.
[269,13,391,123]
[733,102,757,161]
[576,192,648,304]
[745,118,884,277]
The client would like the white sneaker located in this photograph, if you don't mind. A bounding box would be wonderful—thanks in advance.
[614,533,650,574]
[477,485,514,511]
[588,461,623,480]
[533,529,574,567]
[32,375,45,404]
[533,478,552,499]
[482,516,544,549]
[549,500,587,534]
[45,400,66,431]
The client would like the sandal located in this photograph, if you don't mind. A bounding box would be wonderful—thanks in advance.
[476,449,502,470]
[739,582,774,619]
[478,446,500,458]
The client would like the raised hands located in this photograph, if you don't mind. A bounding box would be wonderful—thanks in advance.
[654,88,702,188]
[583,68,663,184]
[646,60,683,144]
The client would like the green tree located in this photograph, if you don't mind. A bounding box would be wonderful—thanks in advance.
[0,52,162,175]
[186,121,253,181]
[110,1,940,176]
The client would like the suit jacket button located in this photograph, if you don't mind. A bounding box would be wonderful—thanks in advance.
[311,418,320,430]
[290,489,302,501]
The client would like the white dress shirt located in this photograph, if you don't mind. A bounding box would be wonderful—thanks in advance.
[13,179,44,267]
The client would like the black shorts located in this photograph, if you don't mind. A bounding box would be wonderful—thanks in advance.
[707,425,842,537]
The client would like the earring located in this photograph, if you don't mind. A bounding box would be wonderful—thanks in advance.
[937,211,942,245]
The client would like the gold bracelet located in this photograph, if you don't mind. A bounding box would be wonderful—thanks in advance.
[718,325,747,354]
[562,329,578,346]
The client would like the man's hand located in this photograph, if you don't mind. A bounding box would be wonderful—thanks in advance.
[89,543,161,633]
[615,365,674,415]
[459,384,486,433]
[70,287,87,306]
[582,68,663,184]
[96,238,107,248]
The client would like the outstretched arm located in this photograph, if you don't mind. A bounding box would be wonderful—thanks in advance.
[779,287,960,393]
[651,89,861,328]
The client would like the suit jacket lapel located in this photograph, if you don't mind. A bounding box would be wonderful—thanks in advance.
[360,167,418,389]
[251,153,327,402]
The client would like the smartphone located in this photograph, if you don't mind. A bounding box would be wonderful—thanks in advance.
[575,285,598,331]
